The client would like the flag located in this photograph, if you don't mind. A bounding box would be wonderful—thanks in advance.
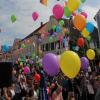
[40,0,48,6]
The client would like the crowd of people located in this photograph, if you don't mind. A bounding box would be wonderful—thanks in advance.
[0,58,100,100]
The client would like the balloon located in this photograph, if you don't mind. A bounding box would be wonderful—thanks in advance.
[41,34,45,39]
[29,60,34,64]
[67,0,81,12]
[64,6,72,17]
[64,1,67,7]
[81,12,87,18]
[2,45,10,53]
[86,22,94,33]
[73,14,86,31]
[34,73,41,81]
[59,36,63,42]
[54,32,58,36]
[49,36,53,42]
[38,38,42,43]
[11,15,16,23]
[32,12,39,21]
[59,50,81,79]
[78,8,82,13]
[32,52,36,59]
[87,36,92,42]
[53,4,64,19]
[56,26,61,33]
[81,57,89,71]
[86,49,95,60]
[80,0,86,3]
[21,43,26,49]
[77,37,85,47]
[20,62,23,67]
[42,53,59,76]
[81,28,89,38]
[72,12,76,16]
[59,20,64,26]
[52,25,56,31]
[24,66,30,74]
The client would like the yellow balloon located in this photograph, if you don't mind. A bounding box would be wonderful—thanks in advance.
[81,28,89,38]
[86,49,95,60]
[67,0,81,12]
[60,50,81,79]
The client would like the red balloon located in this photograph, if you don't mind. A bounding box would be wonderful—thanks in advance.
[34,73,41,81]
[77,37,85,47]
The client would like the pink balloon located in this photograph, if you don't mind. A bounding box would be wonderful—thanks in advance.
[24,66,30,74]
[81,12,87,18]
[53,4,64,19]
[72,12,76,16]
[32,12,39,21]
[59,36,63,42]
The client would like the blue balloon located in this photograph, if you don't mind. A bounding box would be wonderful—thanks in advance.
[2,45,10,53]
[86,22,94,33]
[56,26,61,33]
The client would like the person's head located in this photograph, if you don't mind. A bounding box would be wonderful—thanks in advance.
[12,69,16,75]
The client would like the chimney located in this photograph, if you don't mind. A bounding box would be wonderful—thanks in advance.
[41,22,43,26]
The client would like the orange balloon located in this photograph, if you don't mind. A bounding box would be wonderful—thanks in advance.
[73,14,86,31]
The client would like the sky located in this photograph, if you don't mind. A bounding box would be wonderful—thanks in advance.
[0,0,100,46]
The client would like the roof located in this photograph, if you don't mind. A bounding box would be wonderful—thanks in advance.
[21,22,48,41]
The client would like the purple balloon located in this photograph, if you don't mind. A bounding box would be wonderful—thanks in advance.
[81,57,89,71]
[54,32,58,36]
[38,38,42,43]
[42,53,59,76]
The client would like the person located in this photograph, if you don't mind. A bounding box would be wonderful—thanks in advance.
[38,68,49,100]
[95,86,100,100]
[62,77,69,100]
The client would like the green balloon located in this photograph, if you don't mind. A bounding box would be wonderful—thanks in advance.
[52,25,56,31]
[64,6,72,17]
[20,62,23,65]
[49,36,53,42]
[11,15,16,23]
[80,0,86,3]
[21,44,26,49]
[32,52,36,59]
[59,20,64,26]
[87,36,92,42]
[27,64,30,67]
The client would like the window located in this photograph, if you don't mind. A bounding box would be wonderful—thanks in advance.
[45,43,49,51]
[55,40,60,49]
[51,42,54,50]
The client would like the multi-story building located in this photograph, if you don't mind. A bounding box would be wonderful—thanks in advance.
[94,9,100,48]
[4,15,100,62]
